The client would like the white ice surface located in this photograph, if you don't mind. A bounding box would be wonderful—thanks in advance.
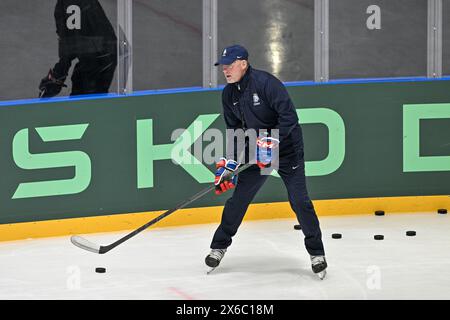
[0,212,449,300]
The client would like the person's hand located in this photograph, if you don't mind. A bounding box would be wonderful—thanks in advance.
[38,69,67,98]
[256,135,279,168]
[214,158,239,195]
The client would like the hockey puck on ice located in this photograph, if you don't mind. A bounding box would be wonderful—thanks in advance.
[374,235,384,240]
[95,267,106,273]
[374,210,385,216]
[437,209,447,214]
[406,231,416,236]
[332,233,342,239]
[294,224,302,230]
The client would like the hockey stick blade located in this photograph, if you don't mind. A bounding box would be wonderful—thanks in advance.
[70,235,102,254]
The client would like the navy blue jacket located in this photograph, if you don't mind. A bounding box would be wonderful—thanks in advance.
[222,66,303,161]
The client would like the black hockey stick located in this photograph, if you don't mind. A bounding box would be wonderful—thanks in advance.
[38,88,46,98]
[71,163,252,254]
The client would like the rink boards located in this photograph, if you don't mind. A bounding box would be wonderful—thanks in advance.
[0,79,449,240]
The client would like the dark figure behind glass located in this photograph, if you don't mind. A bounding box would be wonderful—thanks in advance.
[39,0,117,98]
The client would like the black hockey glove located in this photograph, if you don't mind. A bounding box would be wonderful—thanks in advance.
[38,69,67,98]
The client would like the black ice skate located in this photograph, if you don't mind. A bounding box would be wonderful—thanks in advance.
[310,255,327,280]
[205,249,227,274]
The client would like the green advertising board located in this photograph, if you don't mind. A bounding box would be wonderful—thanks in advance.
[0,80,449,224]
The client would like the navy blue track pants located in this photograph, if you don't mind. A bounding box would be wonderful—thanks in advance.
[210,152,325,256]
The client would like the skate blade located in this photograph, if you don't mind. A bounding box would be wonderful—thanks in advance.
[206,267,217,275]
[317,270,327,280]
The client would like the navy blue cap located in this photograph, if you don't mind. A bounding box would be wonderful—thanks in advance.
[214,45,249,66]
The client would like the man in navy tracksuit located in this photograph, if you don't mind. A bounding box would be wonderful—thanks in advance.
[205,45,327,279]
